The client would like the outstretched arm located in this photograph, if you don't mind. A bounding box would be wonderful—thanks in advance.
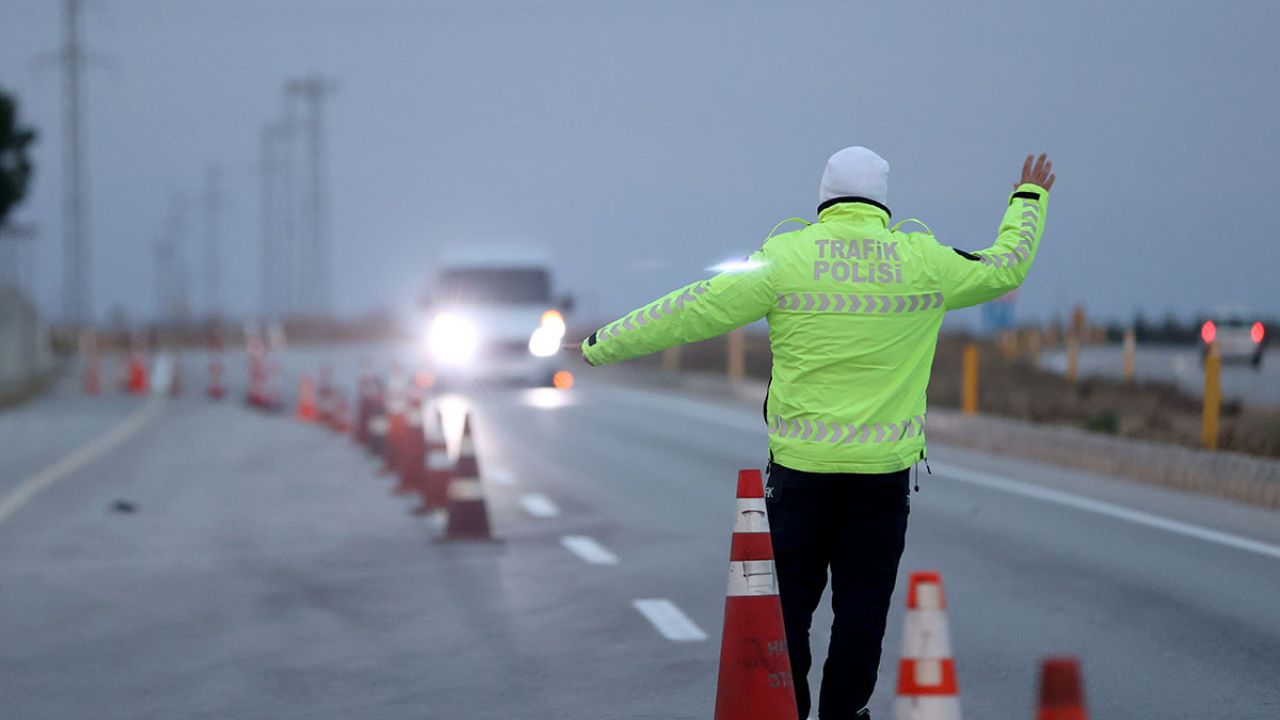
[573,251,775,366]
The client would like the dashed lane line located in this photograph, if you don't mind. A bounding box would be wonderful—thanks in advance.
[606,385,1280,563]
[561,535,619,565]
[486,466,516,486]
[0,399,165,527]
[632,599,707,641]
[520,493,560,518]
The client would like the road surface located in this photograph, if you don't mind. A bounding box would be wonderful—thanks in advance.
[2,346,1278,719]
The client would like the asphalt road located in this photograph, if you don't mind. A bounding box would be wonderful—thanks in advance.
[1038,343,1279,408]
[2,346,1279,719]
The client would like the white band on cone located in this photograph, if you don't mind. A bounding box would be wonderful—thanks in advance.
[427,452,452,470]
[900,609,953,658]
[733,498,770,533]
[894,696,961,719]
[915,582,943,610]
[369,417,388,434]
[725,560,778,597]
[448,479,484,501]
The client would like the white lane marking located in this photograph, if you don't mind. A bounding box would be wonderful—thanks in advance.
[934,463,1280,562]
[519,493,560,518]
[606,385,1280,562]
[486,466,516,486]
[561,535,619,565]
[0,399,165,527]
[633,599,707,641]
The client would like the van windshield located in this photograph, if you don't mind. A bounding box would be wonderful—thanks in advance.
[439,268,552,305]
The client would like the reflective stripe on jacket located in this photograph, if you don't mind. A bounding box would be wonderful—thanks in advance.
[582,183,1050,473]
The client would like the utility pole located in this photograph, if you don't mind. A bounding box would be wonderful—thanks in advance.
[285,75,337,318]
[204,164,222,320]
[259,122,286,320]
[278,97,297,318]
[154,195,188,325]
[61,0,90,327]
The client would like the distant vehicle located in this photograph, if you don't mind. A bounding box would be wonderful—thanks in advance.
[420,246,573,386]
[1199,306,1265,367]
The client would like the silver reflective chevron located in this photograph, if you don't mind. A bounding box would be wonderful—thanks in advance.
[769,414,927,445]
[773,292,945,315]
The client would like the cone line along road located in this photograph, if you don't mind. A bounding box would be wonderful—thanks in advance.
[2,347,1278,719]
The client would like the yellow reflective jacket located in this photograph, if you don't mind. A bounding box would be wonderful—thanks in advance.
[582,183,1050,473]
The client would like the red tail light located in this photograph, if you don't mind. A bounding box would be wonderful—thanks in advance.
[1201,320,1216,344]
[1252,322,1265,344]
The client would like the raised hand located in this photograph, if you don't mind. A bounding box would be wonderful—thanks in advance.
[1017,153,1055,191]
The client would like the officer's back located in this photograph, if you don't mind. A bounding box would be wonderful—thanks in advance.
[579,146,1050,475]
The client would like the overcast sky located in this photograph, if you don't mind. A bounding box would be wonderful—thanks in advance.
[2,0,1278,328]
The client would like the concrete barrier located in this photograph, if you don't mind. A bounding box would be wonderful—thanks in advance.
[0,284,52,396]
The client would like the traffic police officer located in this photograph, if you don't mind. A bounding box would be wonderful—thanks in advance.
[572,148,1055,718]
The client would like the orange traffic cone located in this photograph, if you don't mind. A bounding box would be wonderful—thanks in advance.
[127,351,149,395]
[316,366,335,425]
[296,376,318,421]
[438,413,495,541]
[1036,657,1088,720]
[207,354,226,400]
[381,366,407,476]
[393,393,425,496]
[713,469,798,720]
[415,405,452,513]
[895,571,961,720]
[365,382,388,459]
[353,362,374,446]
[245,338,279,410]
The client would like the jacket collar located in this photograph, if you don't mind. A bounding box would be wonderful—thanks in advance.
[816,196,891,227]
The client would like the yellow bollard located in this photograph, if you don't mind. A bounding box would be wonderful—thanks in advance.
[1202,344,1221,450]
[727,329,746,383]
[1122,328,1136,384]
[1065,332,1080,383]
[1027,330,1041,366]
[962,343,979,416]
[661,345,683,373]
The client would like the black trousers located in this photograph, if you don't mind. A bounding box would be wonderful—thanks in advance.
[765,463,911,719]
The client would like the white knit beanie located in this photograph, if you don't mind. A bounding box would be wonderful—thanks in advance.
[819,146,889,207]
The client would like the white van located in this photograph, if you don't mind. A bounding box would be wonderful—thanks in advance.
[420,246,572,385]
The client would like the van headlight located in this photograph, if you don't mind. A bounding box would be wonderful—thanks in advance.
[429,312,479,365]
[529,310,566,357]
